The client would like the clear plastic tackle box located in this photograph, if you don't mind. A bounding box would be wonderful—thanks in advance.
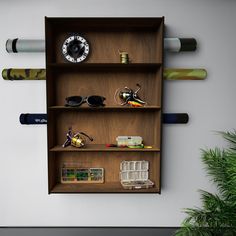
[120,160,154,190]
[116,136,143,147]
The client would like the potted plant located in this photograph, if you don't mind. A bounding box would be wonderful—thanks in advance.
[176,131,236,236]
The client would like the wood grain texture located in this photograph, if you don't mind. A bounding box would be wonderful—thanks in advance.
[49,106,161,111]
[54,31,161,64]
[45,17,164,193]
[51,182,160,193]
[50,152,160,192]
[55,110,161,147]
[50,144,160,152]
[51,70,161,107]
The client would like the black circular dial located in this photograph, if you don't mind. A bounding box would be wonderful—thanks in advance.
[62,35,89,63]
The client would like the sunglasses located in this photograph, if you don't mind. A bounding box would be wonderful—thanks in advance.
[65,96,106,107]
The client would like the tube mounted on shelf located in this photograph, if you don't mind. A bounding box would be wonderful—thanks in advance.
[19,113,189,125]
[2,68,207,81]
[2,68,46,80]
[164,38,197,52]
[6,39,45,53]
[5,38,197,53]
[20,113,47,124]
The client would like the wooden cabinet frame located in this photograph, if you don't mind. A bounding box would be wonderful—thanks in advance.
[45,17,164,193]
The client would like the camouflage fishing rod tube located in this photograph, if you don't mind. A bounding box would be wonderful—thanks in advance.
[2,68,46,80]
[2,68,207,81]
[164,68,207,80]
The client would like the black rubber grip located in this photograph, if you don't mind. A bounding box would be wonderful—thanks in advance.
[19,113,189,125]
[20,113,48,125]
[179,38,197,51]
[12,38,18,53]
[5,39,10,53]
[20,113,28,124]
[163,113,189,124]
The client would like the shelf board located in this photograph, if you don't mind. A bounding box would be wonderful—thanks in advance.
[50,182,160,193]
[50,144,160,152]
[49,105,161,111]
[47,63,161,72]
[46,17,163,31]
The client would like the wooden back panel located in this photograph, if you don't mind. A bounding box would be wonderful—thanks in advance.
[55,110,160,147]
[45,17,164,193]
[50,69,161,107]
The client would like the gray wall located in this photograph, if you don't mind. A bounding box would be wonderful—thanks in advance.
[0,0,235,226]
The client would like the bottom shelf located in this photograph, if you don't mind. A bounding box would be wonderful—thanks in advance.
[48,151,161,193]
[50,182,160,193]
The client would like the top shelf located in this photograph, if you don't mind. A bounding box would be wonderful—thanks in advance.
[46,17,164,31]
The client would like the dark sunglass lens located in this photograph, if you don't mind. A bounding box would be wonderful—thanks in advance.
[66,96,83,106]
[87,96,105,106]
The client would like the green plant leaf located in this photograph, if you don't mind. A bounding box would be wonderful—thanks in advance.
[176,131,236,236]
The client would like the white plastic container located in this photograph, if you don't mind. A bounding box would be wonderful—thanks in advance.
[116,136,143,147]
[120,161,154,190]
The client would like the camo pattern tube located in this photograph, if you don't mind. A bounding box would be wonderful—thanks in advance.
[2,68,207,81]
[2,68,46,80]
[164,68,207,80]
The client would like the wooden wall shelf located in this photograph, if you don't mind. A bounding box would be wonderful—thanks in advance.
[45,17,164,194]
[51,182,160,194]
[49,106,161,111]
[48,63,162,68]
[50,145,160,152]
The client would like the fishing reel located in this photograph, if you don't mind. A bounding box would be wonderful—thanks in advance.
[62,127,93,148]
[114,83,146,106]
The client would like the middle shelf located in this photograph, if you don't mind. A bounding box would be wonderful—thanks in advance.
[50,144,160,152]
[49,106,161,111]
[47,63,162,72]
[48,109,161,150]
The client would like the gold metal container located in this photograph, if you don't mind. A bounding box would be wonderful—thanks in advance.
[119,51,129,64]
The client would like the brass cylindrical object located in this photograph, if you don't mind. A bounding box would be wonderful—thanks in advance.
[119,51,129,64]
